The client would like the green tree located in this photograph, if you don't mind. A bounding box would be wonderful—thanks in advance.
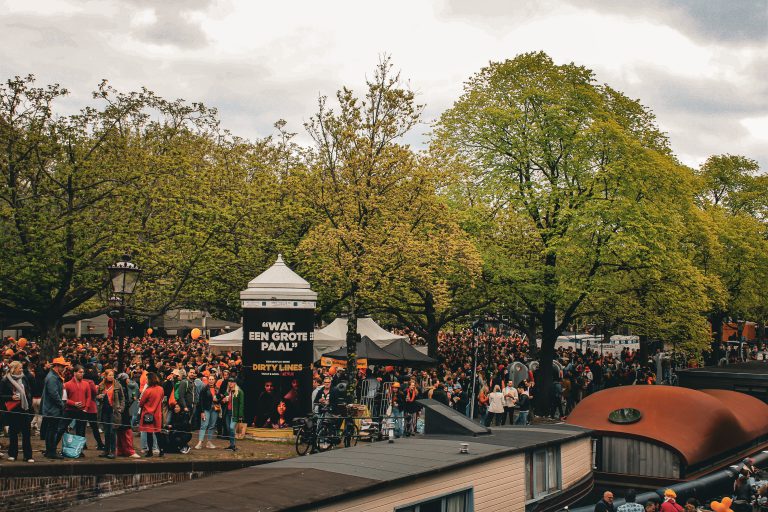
[297,58,477,392]
[697,154,760,209]
[0,76,151,356]
[436,52,706,411]
[0,76,288,355]
[695,154,767,345]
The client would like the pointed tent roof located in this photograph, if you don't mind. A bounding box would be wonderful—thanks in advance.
[210,327,242,343]
[381,339,437,367]
[313,317,407,345]
[240,254,317,301]
[322,336,403,364]
[248,254,310,289]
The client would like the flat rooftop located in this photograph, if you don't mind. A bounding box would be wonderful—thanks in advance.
[78,424,590,512]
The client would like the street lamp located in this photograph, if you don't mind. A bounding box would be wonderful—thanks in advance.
[107,254,141,372]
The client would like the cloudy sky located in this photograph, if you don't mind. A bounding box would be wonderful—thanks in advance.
[2,0,767,168]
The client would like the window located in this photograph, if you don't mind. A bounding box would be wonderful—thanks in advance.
[525,446,561,500]
[396,489,474,512]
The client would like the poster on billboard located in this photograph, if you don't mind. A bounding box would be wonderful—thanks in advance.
[242,305,314,428]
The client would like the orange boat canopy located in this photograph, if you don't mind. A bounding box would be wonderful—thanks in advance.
[566,386,768,466]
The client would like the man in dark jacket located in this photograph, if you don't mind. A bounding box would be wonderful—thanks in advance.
[312,377,340,414]
[595,491,616,512]
[41,357,67,459]
[430,383,449,406]
[176,369,194,414]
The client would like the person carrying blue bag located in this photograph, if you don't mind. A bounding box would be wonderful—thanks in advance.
[62,431,86,458]
[56,364,91,458]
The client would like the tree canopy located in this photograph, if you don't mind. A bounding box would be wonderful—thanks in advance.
[1,53,765,372]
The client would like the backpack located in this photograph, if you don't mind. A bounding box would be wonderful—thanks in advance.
[169,381,179,407]
[62,433,86,458]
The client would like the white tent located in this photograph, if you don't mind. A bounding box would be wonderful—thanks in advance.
[313,317,408,361]
[208,328,243,353]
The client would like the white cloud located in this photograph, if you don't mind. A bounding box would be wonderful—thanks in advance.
[1,0,766,168]
[742,116,768,140]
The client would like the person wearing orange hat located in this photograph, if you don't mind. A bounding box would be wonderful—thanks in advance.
[42,357,67,459]
[660,489,683,512]
[388,381,405,441]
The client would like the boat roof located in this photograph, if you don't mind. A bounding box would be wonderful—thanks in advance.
[79,425,590,512]
[566,386,768,466]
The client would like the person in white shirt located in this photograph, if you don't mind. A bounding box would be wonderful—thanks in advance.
[502,382,518,425]
[485,385,505,427]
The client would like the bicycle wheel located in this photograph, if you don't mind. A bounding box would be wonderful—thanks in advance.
[316,422,334,452]
[343,422,359,448]
[295,426,312,456]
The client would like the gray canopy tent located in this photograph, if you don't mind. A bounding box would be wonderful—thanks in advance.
[322,336,404,365]
[312,317,408,361]
[381,339,437,367]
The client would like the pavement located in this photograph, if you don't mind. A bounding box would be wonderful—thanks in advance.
[0,430,295,467]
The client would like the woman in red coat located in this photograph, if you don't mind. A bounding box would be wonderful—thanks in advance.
[139,372,166,457]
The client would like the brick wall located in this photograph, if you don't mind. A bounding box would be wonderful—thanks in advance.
[0,470,218,512]
[0,460,271,512]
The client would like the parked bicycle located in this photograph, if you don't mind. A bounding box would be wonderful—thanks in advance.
[293,411,359,456]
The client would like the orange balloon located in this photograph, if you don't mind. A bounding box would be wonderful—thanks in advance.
[191,328,201,340]
[17,338,27,349]
[146,328,153,335]
[711,497,734,512]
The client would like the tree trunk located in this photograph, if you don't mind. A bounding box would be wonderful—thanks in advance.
[534,302,557,416]
[36,317,60,360]
[638,334,650,363]
[525,316,537,359]
[426,328,439,359]
[710,311,725,344]
[424,292,439,358]
[345,290,360,404]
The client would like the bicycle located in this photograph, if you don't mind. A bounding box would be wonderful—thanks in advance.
[293,412,359,456]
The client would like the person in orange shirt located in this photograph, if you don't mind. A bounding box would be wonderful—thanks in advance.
[60,365,91,453]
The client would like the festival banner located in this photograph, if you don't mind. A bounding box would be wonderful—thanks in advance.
[320,356,367,369]
[242,306,314,428]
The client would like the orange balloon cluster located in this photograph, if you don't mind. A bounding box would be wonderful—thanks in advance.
[711,498,733,512]
[17,338,27,349]
[191,328,202,340]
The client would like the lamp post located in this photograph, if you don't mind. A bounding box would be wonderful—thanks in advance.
[107,254,141,373]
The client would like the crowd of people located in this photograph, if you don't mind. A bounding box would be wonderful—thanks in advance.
[596,489,703,512]
[305,328,682,437]
[425,329,675,421]
[595,457,766,512]
[1,326,748,462]
[0,335,246,461]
